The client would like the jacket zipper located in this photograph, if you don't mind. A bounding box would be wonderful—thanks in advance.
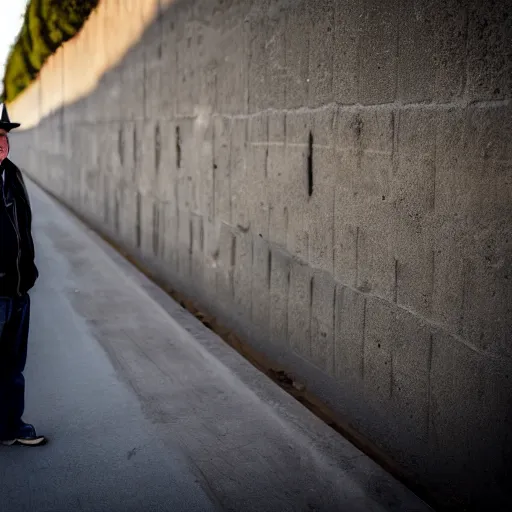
[12,201,22,296]
[2,179,22,296]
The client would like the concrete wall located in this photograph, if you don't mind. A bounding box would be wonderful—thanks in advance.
[9,0,512,509]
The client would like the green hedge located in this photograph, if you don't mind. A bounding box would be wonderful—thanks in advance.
[2,0,99,103]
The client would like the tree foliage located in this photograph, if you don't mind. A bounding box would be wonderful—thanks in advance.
[2,0,99,102]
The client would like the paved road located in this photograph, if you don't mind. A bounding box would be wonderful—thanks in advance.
[0,200,220,510]
[0,178,433,512]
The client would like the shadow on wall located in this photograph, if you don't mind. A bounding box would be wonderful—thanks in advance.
[9,0,512,511]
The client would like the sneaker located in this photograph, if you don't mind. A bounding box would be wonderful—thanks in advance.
[1,423,47,447]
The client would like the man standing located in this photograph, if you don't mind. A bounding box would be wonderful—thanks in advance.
[0,103,45,446]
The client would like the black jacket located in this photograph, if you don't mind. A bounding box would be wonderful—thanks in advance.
[0,159,38,297]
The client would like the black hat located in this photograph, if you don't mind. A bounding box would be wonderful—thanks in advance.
[0,104,20,131]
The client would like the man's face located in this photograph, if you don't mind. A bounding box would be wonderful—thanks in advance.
[0,129,9,162]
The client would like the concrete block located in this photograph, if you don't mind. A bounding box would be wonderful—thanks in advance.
[109,178,122,237]
[288,260,312,361]
[139,121,158,196]
[120,186,139,249]
[312,105,336,147]
[432,0,467,101]
[265,4,286,109]
[431,225,464,332]
[390,368,430,457]
[161,200,179,274]
[95,122,110,174]
[269,202,289,253]
[333,0,363,105]
[268,110,286,145]
[110,174,124,238]
[429,332,512,508]
[310,271,335,376]
[305,159,335,272]
[101,123,121,179]
[334,109,359,227]
[132,120,146,191]
[363,298,393,406]
[190,119,213,223]
[267,112,286,175]
[397,1,436,103]
[177,208,192,277]
[333,224,358,288]
[465,159,510,228]
[119,45,146,121]
[233,229,253,324]
[90,85,112,126]
[466,0,512,100]
[395,108,436,220]
[114,123,128,180]
[216,221,236,302]
[285,112,311,260]
[364,298,431,438]
[356,221,395,302]
[285,110,311,155]
[230,118,249,230]
[288,228,309,264]
[83,163,100,216]
[355,108,394,202]
[136,191,150,253]
[334,285,365,383]
[269,248,291,348]
[267,112,288,248]
[358,0,398,104]
[144,19,163,120]
[198,61,218,114]
[155,120,177,203]
[91,168,106,225]
[395,314,432,443]
[394,219,434,318]
[437,105,512,222]
[175,21,201,117]
[202,220,220,303]
[216,24,247,114]
[247,115,270,239]
[82,123,99,176]
[304,108,336,273]
[247,5,270,112]
[433,108,466,216]
[160,11,178,119]
[189,212,204,290]
[153,198,164,259]
[101,173,113,227]
[308,0,334,107]
[175,119,197,213]
[64,158,76,207]
[251,235,270,342]
[390,307,432,384]
[465,103,512,163]
[461,231,512,357]
[284,2,309,108]
[182,119,201,214]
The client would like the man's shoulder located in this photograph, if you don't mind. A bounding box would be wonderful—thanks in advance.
[3,158,21,173]
[3,159,24,184]
[3,159,29,204]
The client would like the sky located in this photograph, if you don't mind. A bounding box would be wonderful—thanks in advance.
[0,0,30,94]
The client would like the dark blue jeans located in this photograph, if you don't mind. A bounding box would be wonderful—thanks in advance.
[0,294,30,439]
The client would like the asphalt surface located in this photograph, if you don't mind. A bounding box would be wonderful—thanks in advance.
[0,177,433,512]
[0,202,220,510]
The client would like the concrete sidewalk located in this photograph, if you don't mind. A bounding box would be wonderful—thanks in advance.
[0,179,433,512]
